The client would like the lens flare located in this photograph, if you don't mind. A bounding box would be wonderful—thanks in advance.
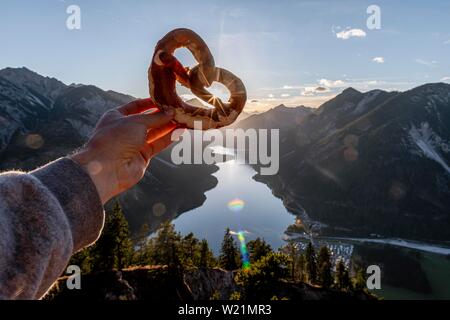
[25,134,44,149]
[227,198,245,212]
[237,231,251,270]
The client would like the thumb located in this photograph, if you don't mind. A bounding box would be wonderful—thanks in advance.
[128,111,174,129]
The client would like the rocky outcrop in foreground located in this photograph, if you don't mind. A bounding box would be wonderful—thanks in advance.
[46,266,374,301]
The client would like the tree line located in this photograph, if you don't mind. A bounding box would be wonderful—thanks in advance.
[69,202,369,299]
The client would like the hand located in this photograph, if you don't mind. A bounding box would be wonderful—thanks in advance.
[71,99,177,204]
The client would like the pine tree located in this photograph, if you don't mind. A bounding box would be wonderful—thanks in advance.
[247,237,272,263]
[335,259,351,290]
[297,253,306,282]
[236,252,289,300]
[181,232,199,266]
[219,228,240,270]
[317,246,333,288]
[133,223,151,265]
[151,222,182,269]
[304,242,317,284]
[352,266,367,291]
[281,241,299,280]
[199,239,215,268]
[91,202,132,271]
[69,247,93,274]
[111,202,133,269]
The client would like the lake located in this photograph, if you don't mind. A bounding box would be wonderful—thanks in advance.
[174,158,295,253]
[173,152,450,299]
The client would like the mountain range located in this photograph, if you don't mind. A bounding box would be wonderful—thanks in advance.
[250,84,450,241]
[1,67,449,242]
[0,67,217,233]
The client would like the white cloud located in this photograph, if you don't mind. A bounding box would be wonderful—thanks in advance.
[372,57,385,64]
[441,77,450,82]
[415,59,437,67]
[249,77,414,112]
[336,28,367,40]
[301,88,315,96]
[245,94,335,112]
[331,25,341,34]
[318,79,346,88]
[267,93,274,98]
[282,85,301,89]
[316,78,404,92]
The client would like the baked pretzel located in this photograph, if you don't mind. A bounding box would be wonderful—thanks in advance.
[148,28,247,129]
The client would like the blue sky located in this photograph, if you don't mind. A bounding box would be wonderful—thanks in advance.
[1,0,449,111]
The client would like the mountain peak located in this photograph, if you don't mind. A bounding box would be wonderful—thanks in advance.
[0,66,66,94]
[316,87,363,114]
[273,104,287,109]
[269,104,314,114]
[1,66,47,80]
[0,66,35,80]
[341,87,361,95]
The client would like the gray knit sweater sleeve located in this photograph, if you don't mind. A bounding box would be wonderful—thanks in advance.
[0,157,105,300]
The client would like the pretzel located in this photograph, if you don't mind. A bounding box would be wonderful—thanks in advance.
[148,28,247,129]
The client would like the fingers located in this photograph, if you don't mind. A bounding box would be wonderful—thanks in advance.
[128,111,175,129]
[151,132,174,154]
[147,122,178,144]
[117,98,158,116]
[140,130,175,162]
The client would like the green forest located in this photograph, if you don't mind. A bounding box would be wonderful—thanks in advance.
[50,202,375,300]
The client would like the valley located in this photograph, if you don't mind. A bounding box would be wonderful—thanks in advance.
[1,67,450,299]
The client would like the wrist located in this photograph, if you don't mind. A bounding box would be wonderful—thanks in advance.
[70,149,114,205]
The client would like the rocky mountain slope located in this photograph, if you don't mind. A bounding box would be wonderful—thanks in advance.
[45,266,373,301]
[2,67,449,241]
[245,84,450,241]
[0,67,217,233]
[236,103,313,130]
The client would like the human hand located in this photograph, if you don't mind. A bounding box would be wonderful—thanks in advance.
[71,99,177,204]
